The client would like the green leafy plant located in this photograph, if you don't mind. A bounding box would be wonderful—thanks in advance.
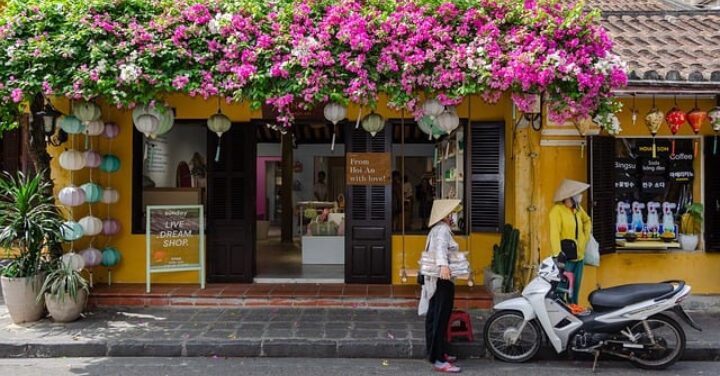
[0,171,63,278]
[680,203,703,235]
[491,224,519,293]
[37,260,89,304]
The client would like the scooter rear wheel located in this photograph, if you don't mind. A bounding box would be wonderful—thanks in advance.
[484,310,542,363]
[629,314,685,370]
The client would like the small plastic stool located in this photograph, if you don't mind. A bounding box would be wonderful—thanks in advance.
[446,310,474,342]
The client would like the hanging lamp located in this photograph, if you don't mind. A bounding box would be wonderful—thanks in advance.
[644,95,664,158]
[665,96,686,156]
[708,106,720,155]
[686,96,707,157]
[361,112,385,136]
[207,97,232,162]
[323,102,346,151]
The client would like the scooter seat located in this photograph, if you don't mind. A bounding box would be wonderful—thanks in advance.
[589,283,674,312]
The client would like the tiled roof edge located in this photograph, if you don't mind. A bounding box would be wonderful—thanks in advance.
[600,9,720,16]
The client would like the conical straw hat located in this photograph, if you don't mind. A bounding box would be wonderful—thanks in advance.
[428,199,461,227]
[553,179,590,202]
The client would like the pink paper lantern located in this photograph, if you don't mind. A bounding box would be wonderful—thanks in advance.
[80,247,102,268]
[103,122,120,139]
[102,218,121,236]
[84,150,102,168]
[58,185,86,207]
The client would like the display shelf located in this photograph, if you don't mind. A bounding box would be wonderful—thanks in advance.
[435,127,465,232]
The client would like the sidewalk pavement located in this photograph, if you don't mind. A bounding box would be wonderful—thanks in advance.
[1,296,719,360]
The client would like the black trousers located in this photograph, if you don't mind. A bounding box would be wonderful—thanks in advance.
[425,279,455,363]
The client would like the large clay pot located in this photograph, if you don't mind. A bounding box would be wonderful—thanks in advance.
[44,290,87,323]
[679,234,699,251]
[0,274,45,324]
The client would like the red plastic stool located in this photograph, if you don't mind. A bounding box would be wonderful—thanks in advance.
[564,271,575,296]
[446,310,474,342]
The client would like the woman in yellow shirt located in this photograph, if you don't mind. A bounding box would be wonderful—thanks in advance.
[549,179,592,304]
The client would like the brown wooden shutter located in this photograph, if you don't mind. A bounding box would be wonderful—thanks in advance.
[1,128,21,175]
[587,135,616,254]
[704,136,720,252]
[468,121,505,232]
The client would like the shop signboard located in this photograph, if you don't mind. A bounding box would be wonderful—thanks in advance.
[669,161,694,182]
[636,139,693,159]
[615,173,637,193]
[641,175,667,194]
[614,158,637,174]
[346,152,391,185]
[146,205,205,292]
[640,158,667,175]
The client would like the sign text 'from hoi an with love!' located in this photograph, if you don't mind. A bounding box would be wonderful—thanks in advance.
[346,152,391,186]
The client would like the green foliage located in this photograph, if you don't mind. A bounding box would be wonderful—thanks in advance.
[0,171,63,278]
[680,202,703,235]
[37,259,89,304]
[491,224,519,293]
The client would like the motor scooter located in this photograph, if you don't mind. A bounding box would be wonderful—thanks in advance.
[483,255,701,370]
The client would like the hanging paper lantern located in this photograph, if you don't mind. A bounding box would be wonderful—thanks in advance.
[73,101,102,122]
[84,150,102,168]
[59,149,86,171]
[58,185,86,207]
[418,116,435,138]
[61,251,85,271]
[134,113,160,137]
[81,183,103,203]
[61,221,84,241]
[101,247,122,268]
[431,122,447,139]
[361,112,385,137]
[59,115,85,134]
[644,108,664,136]
[207,113,232,161]
[102,218,121,236]
[101,187,120,204]
[84,120,105,137]
[666,107,686,155]
[79,215,103,237]
[100,154,121,173]
[324,102,347,151]
[708,106,720,155]
[422,99,444,118]
[80,247,102,268]
[154,104,175,137]
[436,108,460,134]
[103,122,120,139]
[687,107,708,157]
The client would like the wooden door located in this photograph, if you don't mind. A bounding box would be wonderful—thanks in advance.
[704,136,720,252]
[345,123,392,284]
[206,123,256,282]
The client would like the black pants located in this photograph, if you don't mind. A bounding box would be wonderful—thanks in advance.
[426,280,455,363]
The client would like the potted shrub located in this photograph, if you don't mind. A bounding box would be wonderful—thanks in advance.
[38,260,89,322]
[0,172,64,324]
[679,203,703,251]
[485,224,521,304]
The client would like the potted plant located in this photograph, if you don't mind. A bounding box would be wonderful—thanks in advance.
[485,224,521,304]
[679,203,703,251]
[38,260,89,322]
[0,171,64,324]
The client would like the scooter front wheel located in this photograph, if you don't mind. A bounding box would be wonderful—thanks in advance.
[484,310,542,363]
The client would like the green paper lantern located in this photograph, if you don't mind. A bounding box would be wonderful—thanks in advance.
[81,182,103,203]
[100,154,121,173]
[418,116,435,138]
[73,101,102,122]
[59,115,85,134]
[101,246,121,268]
[61,221,84,241]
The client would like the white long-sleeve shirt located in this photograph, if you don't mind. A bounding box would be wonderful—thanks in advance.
[426,221,458,267]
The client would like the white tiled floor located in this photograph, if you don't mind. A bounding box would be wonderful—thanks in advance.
[255,228,344,281]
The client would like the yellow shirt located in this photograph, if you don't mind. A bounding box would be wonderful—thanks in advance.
[549,203,592,261]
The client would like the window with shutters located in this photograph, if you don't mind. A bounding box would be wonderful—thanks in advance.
[468,122,505,233]
[590,136,702,253]
[704,136,719,252]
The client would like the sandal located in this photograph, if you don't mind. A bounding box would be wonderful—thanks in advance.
[433,362,461,373]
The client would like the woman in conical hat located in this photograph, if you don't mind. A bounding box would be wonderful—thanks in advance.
[549,179,592,304]
[420,199,462,373]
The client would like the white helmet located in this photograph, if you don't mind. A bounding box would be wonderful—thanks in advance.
[538,257,561,282]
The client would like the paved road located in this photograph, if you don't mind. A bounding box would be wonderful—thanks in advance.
[0,358,716,376]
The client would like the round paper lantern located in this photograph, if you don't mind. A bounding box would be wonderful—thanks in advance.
[101,187,120,204]
[666,107,686,155]
[58,185,86,207]
[61,252,85,271]
[79,215,103,237]
[103,122,120,139]
[422,99,444,118]
[361,113,385,137]
[101,247,122,268]
[430,122,447,139]
[207,113,232,137]
[84,120,105,137]
[81,183,103,203]
[100,154,121,173]
[134,113,160,137]
[418,116,435,138]
[61,221,84,241]
[323,102,346,125]
[59,115,85,134]
[644,107,664,136]
[154,104,175,137]
[80,246,102,267]
[102,218,121,236]
[436,108,460,134]
[59,149,86,171]
[84,150,102,168]
[73,101,102,122]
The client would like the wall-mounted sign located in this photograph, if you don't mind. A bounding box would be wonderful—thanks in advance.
[636,139,693,158]
[146,205,205,292]
[614,158,637,174]
[615,173,637,193]
[640,158,667,175]
[346,152,391,185]
[641,175,667,194]
[669,162,694,182]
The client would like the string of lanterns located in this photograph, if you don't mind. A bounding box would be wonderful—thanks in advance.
[643,95,720,157]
